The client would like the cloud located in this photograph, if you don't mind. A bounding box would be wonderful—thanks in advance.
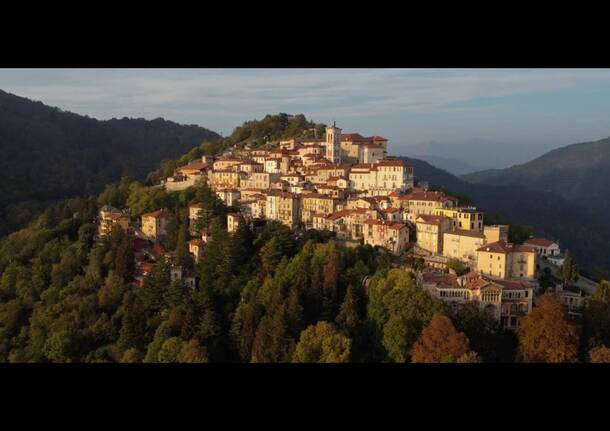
[2,68,610,138]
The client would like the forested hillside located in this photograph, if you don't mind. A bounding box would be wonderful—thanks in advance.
[0,89,221,236]
[463,137,610,218]
[1,114,609,363]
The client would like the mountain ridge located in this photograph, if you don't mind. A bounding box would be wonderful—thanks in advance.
[0,89,222,235]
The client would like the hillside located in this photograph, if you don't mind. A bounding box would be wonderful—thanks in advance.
[400,157,610,277]
[406,138,558,171]
[0,89,221,236]
[462,137,610,215]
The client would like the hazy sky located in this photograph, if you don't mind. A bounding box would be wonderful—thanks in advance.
[2,68,610,156]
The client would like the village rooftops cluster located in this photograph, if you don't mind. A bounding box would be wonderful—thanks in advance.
[94,119,568,332]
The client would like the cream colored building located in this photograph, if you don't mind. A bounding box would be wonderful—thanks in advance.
[208,170,242,188]
[265,190,300,228]
[483,225,509,243]
[227,212,245,233]
[476,241,537,280]
[213,158,242,171]
[442,229,486,266]
[349,160,414,196]
[98,205,130,237]
[398,188,457,220]
[241,172,280,190]
[363,219,410,254]
[188,239,206,262]
[141,210,173,240]
[421,271,534,330]
[300,194,341,225]
[415,215,453,255]
[523,238,561,257]
[216,189,240,207]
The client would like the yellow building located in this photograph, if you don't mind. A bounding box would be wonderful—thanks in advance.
[241,172,280,190]
[209,170,243,188]
[476,241,537,280]
[415,215,453,255]
[213,158,242,171]
[435,207,484,231]
[141,210,173,240]
[398,188,458,220]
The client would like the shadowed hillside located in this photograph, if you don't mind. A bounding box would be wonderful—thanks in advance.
[0,89,221,235]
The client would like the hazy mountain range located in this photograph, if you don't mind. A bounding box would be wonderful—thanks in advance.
[406,138,562,172]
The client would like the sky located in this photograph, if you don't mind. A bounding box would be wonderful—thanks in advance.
[2,68,610,163]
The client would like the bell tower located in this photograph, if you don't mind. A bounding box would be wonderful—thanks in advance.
[325,120,342,164]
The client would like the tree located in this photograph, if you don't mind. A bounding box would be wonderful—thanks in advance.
[456,351,482,363]
[336,285,360,333]
[446,258,468,276]
[173,221,193,269]
[517,294,579,363]
[589,346,610,363]
[583,281,610,349]
[292,321,351,363]
[454,301,504,362]
[121,348,143,363]
[114,236,134,280]
[98,271,126,311]
[411,313,471,363]
[560,250,579,289]
[176,339,209,363]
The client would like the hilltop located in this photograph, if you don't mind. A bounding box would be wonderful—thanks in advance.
[0,89,221,236]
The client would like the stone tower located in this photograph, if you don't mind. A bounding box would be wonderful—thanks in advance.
[325,120,342,164]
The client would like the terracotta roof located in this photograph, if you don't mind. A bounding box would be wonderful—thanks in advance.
[142,210,173,219]
[178,162,208,171]
[341,133,367,142]
[416,215,451,225]
[524,238,557,247]
[189,203,203,209]
[189,239,206,247]
[422,272,459,288]
[476,241,536,254]
[401,190,456,202]
[385,207,401,213]
[363,219,406,229]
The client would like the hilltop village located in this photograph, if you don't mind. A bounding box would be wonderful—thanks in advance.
[96,121,576,332]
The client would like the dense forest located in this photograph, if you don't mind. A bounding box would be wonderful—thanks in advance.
[1,113,610,363]
[0,89,221,236]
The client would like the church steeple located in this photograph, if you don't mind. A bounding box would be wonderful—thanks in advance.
[325,120,342,164]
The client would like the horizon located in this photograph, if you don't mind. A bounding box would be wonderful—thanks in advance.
[2,68,610,168]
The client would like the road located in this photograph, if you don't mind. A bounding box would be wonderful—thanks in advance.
[538,258,599,296]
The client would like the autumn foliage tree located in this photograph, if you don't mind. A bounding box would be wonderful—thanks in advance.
[292,321,351,363]
[588,346,610,363]
[411,313,472,363]
[517,294,579,363]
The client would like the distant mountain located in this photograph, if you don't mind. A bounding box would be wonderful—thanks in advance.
[406,138,558,170]
[400,156,610,277]
[411,154,482,176]
[462,137,610,216]
[0,89,221,236]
